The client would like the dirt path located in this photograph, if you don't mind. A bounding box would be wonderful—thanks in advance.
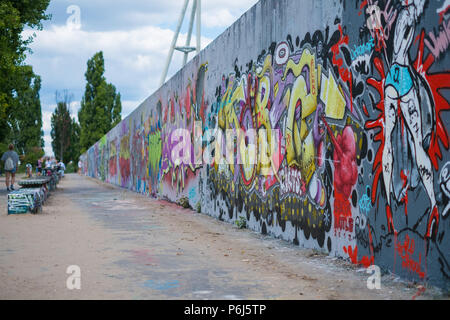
[0,174,445,300]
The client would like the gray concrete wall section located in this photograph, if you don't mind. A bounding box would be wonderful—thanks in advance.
[81,0,450,290]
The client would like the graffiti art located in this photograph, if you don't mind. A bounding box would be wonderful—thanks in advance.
[81,0,449,290]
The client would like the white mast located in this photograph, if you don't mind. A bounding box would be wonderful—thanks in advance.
[159,0,202,87]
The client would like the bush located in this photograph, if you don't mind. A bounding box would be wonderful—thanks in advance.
[235,216,247,229]
[65,161,77,173]
[178,197,191,209]
[18,147,45,173]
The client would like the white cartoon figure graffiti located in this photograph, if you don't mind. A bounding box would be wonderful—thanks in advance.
[382,0,440,239]
[439,162,450,218]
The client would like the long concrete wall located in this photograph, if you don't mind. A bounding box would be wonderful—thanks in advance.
[81,0,450,290]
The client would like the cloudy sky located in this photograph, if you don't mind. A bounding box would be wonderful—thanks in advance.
[23,0,259,156]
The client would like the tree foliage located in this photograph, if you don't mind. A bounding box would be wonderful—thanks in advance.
[8,67,44,154]
[78,51,122,153]
[51,91,80,163]
[0,0,50,148]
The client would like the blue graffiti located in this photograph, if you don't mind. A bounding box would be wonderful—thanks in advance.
[359,186,372,216]
[350,37,375,61]
[143,280,180,290]
[189,187,197,201]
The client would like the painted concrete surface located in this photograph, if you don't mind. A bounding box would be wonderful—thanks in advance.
[0,174,444,299]
[80,0,450,290]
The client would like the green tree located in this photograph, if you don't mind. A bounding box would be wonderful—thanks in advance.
[21,146,45,171]
[8,67,44,155]
[78,51,122,153]
[51,91,80,163]
[70,118,81,164]
[0,0,50,144]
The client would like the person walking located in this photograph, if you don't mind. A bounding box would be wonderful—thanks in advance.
[26,163,33,178]
[1,144,20,191]
[57,160,66,177]
[36,158,43,176]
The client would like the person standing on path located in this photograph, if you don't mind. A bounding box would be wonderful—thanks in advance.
[57,160,65,177]
[1,144,20,191]
[78,159,83,175]
[36,158,43,176]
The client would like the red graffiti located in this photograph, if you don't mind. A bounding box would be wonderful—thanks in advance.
[264,173,278,191]
[385,203,395,233]
[331,25,353,112]
[413,30,450,170]
[400,170,409,217]
[365,57,386,204]
[184,85,191,120]
[395,234,425,279]
[109,156,117,176]
[332,126,358,198]
[130,249,156,265]
[367,222,375,258]
[322,119,358,235]
[343,245,374,268]
[412,286,426,300]
[119,157,130,183]
[344,245,358,264]
[362,102,370,117]
[438,4,450,24]
[334,192,353,234]
[358,0,368,16]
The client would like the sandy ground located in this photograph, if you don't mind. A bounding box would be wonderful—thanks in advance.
[0,173,446,300]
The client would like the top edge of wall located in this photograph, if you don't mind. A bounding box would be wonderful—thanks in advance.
[83,0,337,155]
[84,0,266,153]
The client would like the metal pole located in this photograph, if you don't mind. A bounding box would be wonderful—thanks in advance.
[183,0,197,66]
[196,0,201,53]
[159,0,190,87]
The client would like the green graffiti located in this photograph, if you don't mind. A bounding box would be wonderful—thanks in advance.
[148,130,162,176]
[99,135,107,149]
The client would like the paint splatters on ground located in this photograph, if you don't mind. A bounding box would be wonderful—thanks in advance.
[0,174,446,299]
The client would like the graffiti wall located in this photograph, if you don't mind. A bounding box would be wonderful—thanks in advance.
[80,0,450,290]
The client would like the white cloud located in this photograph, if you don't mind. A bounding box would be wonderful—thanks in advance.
[69,101,80,122]
[43,134,53,157]
[41,109,53,156]
[202,8,236,28]
[24,24,213,103]
[122,100,144,119]
[23,0,259,155]
[202,1,259,28]
[42,110,53,133]
[43,0,259,31]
